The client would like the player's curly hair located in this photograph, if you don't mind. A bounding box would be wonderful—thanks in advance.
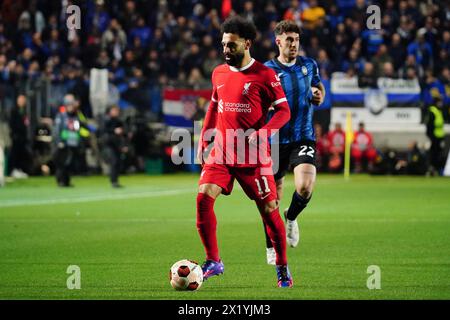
[274,20,301,36]
[221,16,257,41]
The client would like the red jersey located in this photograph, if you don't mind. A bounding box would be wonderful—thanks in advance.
[328,129,346,153]
[352,130,374,151]
[200,59,290,167]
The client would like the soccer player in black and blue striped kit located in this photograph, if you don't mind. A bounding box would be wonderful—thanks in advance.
[263,20,325,265]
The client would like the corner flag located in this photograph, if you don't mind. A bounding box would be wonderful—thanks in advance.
[344,111,354,180]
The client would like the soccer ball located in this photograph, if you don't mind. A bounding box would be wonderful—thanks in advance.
[169,259,203,291]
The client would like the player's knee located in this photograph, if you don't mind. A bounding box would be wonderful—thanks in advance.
[295,181,314,199]
[262,200,278,215]
[198,184,221,199]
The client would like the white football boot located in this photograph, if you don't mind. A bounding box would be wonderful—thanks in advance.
[284,209,299,248]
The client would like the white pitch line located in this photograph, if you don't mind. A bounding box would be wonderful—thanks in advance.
[0,188,195,208]
[0,218,197,223]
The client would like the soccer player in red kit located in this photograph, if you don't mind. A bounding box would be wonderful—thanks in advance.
[196,16,293,287]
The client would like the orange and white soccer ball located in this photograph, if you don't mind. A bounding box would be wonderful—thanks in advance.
[169,259,203,291]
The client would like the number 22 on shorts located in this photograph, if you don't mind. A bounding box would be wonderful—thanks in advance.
[298,145,315,158]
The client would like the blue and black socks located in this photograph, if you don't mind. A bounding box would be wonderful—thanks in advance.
[286,191,311,221]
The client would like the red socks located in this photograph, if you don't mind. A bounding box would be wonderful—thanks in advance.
[197,193,287,266]
[261,208,287,265]
[196,193,220,262]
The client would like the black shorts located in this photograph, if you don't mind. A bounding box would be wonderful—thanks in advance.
[272,140,316,181]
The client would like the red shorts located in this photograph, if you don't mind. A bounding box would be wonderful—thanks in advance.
[199,163,277,203]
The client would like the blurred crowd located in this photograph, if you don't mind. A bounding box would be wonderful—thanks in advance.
[1,0,449,116]
[0,0,449,183]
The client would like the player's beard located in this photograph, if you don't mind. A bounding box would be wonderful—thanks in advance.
[225,51,245,68]
[284,47,298,63]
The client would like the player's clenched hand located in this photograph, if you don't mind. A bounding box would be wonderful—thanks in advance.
[312,87,323,106]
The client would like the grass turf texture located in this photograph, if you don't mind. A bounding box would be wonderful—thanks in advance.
[0,173,449,300]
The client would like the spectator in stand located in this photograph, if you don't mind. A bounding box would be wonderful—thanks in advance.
[358,62,378,89]
[130,36,145,63]
[349,0,367,27]
[407,29,434,71]
[241,1,256,24]
[389,33,407,72]
[345,66,357,79]
[381,14,396,37]
[118,0,140,31]
[342,49,365,74]
[301,0,326,30]
[46,29,65,60]
[180,42,203,76]
[18,0,46,34]
[316,49,334,78]
[371,44,393,77]
[420,16,438,50]
[149,27,166,52]
[400,54,423,79]
[361,27,384,58]
[186,68,209,90]
[306,36,321,60]
[436,48,450,74]
[202,48,222,79]
[396,15,414,44]
[351,122,378,173]
[143,49,162,82]
[101,19,127,60]
[86,0,111,34]
[95,49,110,69]
[282,0,304,27]
[129,16,152,48]
[330,33,348,70]
[121,49,137,77]
[123,67,147,111]
[421,69,447,112]
[441,31,450,57]
[382,0,399,29]
[325,4,343,32]
[381,62,397,78]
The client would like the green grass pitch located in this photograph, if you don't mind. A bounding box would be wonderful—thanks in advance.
[0,173,449,299]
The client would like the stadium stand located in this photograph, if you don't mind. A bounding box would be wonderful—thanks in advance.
[0,0,449,177]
